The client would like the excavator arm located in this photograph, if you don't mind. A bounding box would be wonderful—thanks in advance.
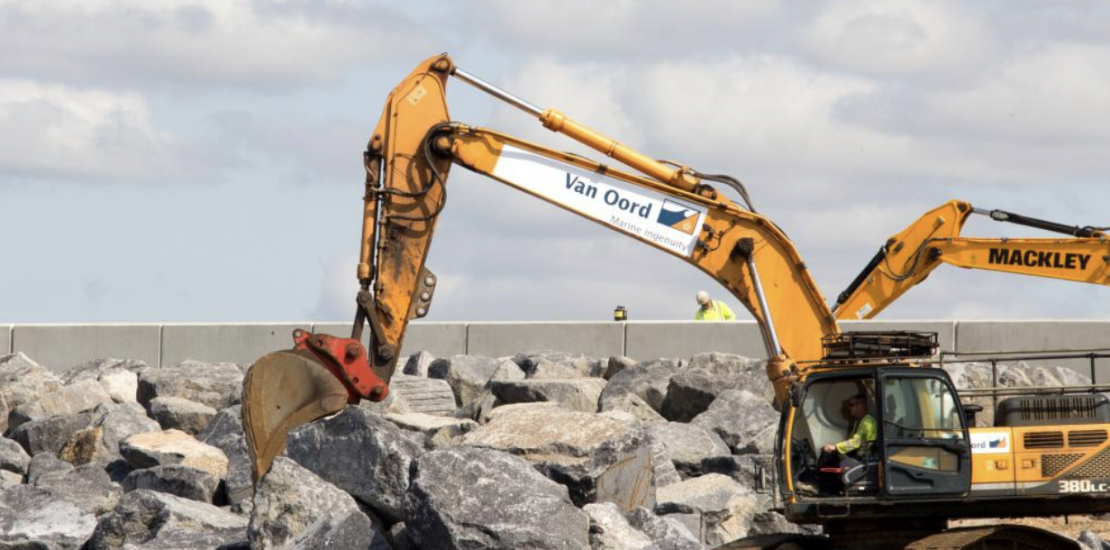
[833,199,1110,320]
[241,54,840,482]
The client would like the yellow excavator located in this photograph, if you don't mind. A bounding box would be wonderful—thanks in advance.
[834,200,1110,320]
[242,54,1110,550]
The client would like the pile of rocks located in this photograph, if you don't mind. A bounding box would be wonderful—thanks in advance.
[0,349,1100,549]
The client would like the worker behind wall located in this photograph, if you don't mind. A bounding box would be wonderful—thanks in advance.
[694,290,736,321]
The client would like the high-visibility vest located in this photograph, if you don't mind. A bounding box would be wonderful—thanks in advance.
[695,301,736,321]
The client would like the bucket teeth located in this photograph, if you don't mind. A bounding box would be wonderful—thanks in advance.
[241,349,349,483]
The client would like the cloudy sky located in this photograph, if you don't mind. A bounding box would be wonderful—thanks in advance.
[2,0,1109,324]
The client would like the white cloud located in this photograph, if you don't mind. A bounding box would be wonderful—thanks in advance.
[0,80,181,182]
[0,0,430,91]
[805,0,996,78]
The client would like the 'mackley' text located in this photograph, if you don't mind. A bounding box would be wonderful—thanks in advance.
[988,248,1091,270]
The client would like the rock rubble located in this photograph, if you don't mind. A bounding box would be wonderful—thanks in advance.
[0,350,1104,550]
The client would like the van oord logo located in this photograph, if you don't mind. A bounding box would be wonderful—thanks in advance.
[657,199,700,235]
[970,432,1010,454]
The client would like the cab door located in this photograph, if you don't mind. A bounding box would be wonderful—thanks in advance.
[880,368,972,497]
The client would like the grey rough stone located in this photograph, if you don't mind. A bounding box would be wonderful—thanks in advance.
[647,422,731,477]
[600,358,684,413]
[0,485,98,550]
[249,457,376,550]
[60,426,118,468]
[27,452,73,485]
[148,396,218,435]
[8,379,114,432]
[692,389,777,455]
[461,403,656,509]
[407,446,590,550]
[585,502,656,550]
[626,507,703,550]
[604,357,638,380]
[0,437,30,475]
[0,469,20,487]
[196,405,253,506]
[428,354,501,408]
[10,411,97,457]
[1079,530,1110,550]
[94,403,163,454]
[650,438,682,489]
[513,350,596,379]
[286,406,422,523]
[660,354,768,422]
[490,378,608,412]
[88,489,247,550]
[60,358,148,404]
[402,351,436,377]
[384,412,478,449]
[747,510,819,536]
[123,465,220,503]
[137,360,244,411]
[119,430,228,479]
[656,474,759,547]
[600,393,667,426]
[388,374,457,416]
[700,455,769,494]
[0,353,63,434]
[286,509,382,550]
[34,463,122,516]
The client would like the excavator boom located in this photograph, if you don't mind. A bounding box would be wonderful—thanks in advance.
[242,54,838,482]
[834,200,1110,320]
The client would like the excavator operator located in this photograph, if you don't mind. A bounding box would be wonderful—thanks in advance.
[823,395,878,458]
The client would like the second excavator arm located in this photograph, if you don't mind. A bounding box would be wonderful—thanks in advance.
[833,199,1110,320]
[241,54,840,481]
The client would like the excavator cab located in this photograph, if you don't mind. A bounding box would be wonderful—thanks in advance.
[781,333,972,517]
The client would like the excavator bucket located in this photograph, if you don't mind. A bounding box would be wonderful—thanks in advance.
[241,349,350,483]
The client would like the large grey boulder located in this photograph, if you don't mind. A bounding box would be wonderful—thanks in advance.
[388,374,458,416]
[656,474,759,547]
[148,396,218,435]
[0,485,97,550]
[604,356,638,380]
[120,430,228,479]
[249,457,380,550]
[461,403,656,509]
[599,358,684,413]
[27,452,73,485]
[626,507,703,550]
[10,410,98,456]
[384,412,478,449]
[0,353,63,434]
[34,463,122,516]
[513,350,597,379]
[60,358,148,404]
[647,422,731,478]
[692,389,777,455]
[196,405,253,506]
[286,406,422,523]
[8,379,114,431]
[491,378,608,412]
[584,502,655,550]
[406,446,590,550]
[59,404,161,476]
[285,510,384,550]
[0,437,30,475]
[599,393,667,426]
[650,439,682,489]
[428,355,502,408]
[700,455,768,494]
[88,489,247,550]
[123,465,220,503]
[0,469,19,487]
[402,351,436,377]
[660,354,768,422]
[137,360,244,410]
